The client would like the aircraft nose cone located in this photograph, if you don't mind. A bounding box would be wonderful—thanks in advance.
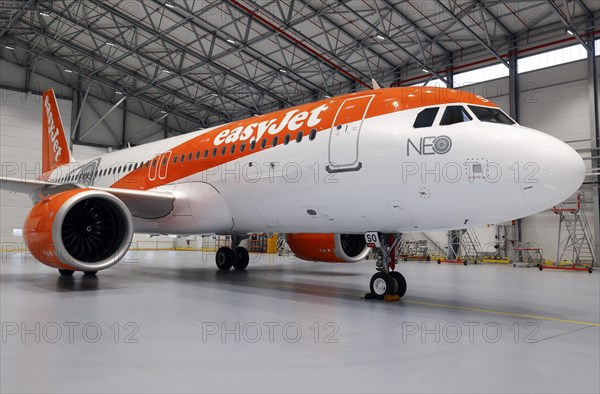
[520,129,585,211]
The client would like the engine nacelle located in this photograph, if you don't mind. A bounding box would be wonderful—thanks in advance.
[23,189,133,271]
[286,233,370,263]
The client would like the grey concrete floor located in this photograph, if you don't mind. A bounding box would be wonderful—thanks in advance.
[1,251,599,394]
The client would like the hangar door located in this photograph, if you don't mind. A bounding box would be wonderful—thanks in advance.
[327,95,374,173]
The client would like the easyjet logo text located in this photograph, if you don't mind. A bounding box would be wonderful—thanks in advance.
[213,104,329,146]
[44,96,63,162]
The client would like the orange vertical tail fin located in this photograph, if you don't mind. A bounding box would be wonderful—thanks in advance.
[42,89,73,174]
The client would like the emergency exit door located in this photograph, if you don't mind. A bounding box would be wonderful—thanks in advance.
[327,95,374,173]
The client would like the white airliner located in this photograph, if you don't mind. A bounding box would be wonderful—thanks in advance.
[0,87,585,298]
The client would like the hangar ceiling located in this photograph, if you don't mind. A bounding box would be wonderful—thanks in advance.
[0,0,599,146]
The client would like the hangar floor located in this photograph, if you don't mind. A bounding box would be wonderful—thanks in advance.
[1,251,599,393]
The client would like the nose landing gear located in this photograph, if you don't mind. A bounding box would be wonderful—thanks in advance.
[364,232,407,300]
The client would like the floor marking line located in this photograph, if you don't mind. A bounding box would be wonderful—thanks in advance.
[534,324,597,342]
[402,300,600,326]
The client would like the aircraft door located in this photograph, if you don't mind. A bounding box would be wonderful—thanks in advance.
[327,94,374,173]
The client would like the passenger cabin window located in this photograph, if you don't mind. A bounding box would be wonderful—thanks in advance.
[440,106,472,126]
[413,107,439,128]
[240,142,246,152]
[260,139,267,149]
[250,141,256,151]
[309,129,317,140]
[272,136,278,147]
[220,146,226,156]
[196,151,200,160]
[283,134,290,145]
[296,131,303,143]
[188,153,193,161]
[230,144,236,154]
[468,106,515,125]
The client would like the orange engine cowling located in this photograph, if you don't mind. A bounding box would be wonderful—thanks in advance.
[23,188,133,271]
[286,233,370,263]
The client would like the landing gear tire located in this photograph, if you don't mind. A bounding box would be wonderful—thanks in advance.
[389,271,407,298]
[216,247,234,270]
[369,272,396,297]
[83,271,98,276]
[233,247,249,270]
[588,267,593,273]
[58,269,74,276]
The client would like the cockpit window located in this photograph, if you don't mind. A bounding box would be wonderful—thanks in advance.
[440,106,472,126]
[468,106,515,125]
[413,107,439,128]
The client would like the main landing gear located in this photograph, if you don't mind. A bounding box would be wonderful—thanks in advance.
[58,269,97,276]
[215,236,250,271]
[364,232,407,300]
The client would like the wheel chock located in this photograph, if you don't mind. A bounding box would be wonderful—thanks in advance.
[363,293,401,302]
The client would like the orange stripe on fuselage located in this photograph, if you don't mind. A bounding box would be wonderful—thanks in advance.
[112,87,496,190]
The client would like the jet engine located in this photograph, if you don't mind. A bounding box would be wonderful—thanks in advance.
[285,233,370,263]
[23,189,133,271]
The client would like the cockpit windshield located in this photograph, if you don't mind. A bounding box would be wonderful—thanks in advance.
[468,106,515,125]
[440,106,472,126]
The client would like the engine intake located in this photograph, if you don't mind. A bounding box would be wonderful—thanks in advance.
[24,189,133,271]
[286,233,370,263]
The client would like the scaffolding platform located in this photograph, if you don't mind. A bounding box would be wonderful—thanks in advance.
[549,192,596,272]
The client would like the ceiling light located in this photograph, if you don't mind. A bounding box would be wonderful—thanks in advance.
[226,37,236,44]
[64,69,72,73]
[4,45,14,50]
[164,2,175,8]
[324,94,331,98]
[39,12,50,17]
[161,69,171,74]
[160,110,167,114]
[422,67,429,73]
[376,33,385,40]
[210,92,218,97]
[106,41,115,47]
[566,28,574,35]
[279,68,287,73]
[115,91,123,95]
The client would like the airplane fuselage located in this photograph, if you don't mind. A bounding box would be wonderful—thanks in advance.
[43,87,585,236]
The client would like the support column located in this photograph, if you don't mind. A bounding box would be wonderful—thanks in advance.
[121,98,128,148]
[508,36,522,246]
[587,19,600,266]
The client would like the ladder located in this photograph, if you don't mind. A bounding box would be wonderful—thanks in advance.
[457,229,483,263]
[553,192,596,268]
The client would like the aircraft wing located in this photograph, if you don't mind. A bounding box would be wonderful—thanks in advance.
[0,177,51,194]
[0,177,175,219]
